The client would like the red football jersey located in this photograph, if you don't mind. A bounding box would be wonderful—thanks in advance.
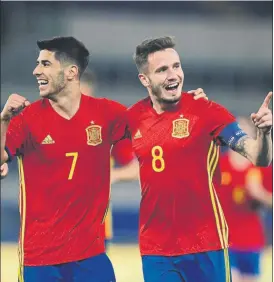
[5,94,127,266]
[111,139,134,166]
[219,154,265,250]
[126,93,235,256]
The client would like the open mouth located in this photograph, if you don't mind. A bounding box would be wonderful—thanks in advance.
[165,82,179,92]
[38,79,48,86]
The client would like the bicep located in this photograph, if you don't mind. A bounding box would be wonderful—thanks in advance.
[218,122,255,160]
[231,135,255,160]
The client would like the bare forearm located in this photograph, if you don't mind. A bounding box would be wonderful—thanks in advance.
[255,130,272,166]
[233,132,272,167]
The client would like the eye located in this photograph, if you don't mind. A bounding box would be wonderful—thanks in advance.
[156,67,167,73]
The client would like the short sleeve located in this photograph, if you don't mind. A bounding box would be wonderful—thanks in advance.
[5,113,29,160]
[108,100,130,144]
[203,100,236,140]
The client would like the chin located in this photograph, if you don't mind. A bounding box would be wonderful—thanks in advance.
[163,93,181,104]
[39,91,50,98]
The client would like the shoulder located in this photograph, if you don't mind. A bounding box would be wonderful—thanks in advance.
[19,99,45,119]
[181,93,215,111]
[183,94,233,120]
[127,97,150,114]
[84,96,127,113]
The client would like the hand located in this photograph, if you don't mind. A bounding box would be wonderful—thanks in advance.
[251,91,272,134]
[1,94,30,121]
[188,88,208,100]
[1,163,9,180]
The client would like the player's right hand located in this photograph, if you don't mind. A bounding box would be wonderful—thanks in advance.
[1,94,30,121]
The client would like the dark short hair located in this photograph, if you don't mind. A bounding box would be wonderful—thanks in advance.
[133,36,176,73]
[37,36,90,77]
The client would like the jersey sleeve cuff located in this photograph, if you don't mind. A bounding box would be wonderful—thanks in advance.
[218,121,247,149]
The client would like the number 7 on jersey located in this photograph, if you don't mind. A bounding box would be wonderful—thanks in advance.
[66,152,78,180]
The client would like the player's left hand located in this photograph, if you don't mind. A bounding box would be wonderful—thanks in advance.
[1,163,9,180]
[188,88,208,100]
[251,91,272,134]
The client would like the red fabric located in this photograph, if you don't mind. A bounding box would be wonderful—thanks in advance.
[111,139,134,166]
[127,93,235,256]
[218,154,265,251]
[6,95,127,266]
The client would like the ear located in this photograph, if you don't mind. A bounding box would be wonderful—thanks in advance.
[138,73,150,88]
[66,65,79,80]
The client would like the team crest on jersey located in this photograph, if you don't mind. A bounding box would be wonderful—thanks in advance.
[172,118,190,138]
[86,124,102,146]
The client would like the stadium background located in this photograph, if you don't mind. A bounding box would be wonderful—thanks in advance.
[1,2,272,281]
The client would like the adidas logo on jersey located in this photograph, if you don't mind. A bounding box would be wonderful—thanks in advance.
[133,130,142,139]
[41,135,55,144]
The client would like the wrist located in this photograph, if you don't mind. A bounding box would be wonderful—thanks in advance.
[257,128,272,136]
[0,113,11,123]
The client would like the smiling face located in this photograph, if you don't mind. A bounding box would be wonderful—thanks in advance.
[139,48,184,104]
[33,50,67,98]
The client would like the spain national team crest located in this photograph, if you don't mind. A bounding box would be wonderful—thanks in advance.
[172,118,190,139]
[86,124,102,146]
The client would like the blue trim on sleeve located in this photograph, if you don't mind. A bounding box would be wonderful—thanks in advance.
[219,122,247,149]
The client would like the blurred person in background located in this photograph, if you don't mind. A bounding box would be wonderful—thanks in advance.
[0,36,130,282]
[125,36,272,282]
[219,116,272,282]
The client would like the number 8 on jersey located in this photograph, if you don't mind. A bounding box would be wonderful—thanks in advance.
[152,146,165,172]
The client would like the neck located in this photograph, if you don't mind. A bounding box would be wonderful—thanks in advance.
[49,82,82,119]
[149,92,180,114]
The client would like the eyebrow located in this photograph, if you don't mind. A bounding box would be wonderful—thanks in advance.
[36,60,51,65]
[155,61,181,73]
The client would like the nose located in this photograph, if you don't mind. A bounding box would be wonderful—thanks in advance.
[166,69,178,81]
[33,65,41,76]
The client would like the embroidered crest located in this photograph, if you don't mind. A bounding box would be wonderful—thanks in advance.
[172,118,190,139]
[86,125,102,146]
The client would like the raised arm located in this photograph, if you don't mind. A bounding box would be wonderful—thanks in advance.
[232,92,272,166]
[0,94,30,165]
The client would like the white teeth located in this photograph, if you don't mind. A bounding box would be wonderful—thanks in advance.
[168,83,178,87]
[38,80,48,85]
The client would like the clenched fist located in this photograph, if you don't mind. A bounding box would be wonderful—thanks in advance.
[1,94,30,121]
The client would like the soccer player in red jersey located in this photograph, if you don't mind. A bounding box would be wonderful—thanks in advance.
[123,36,273,282]
[79,71,208,250]
[0,37,128,282]
[219,117,272,282]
